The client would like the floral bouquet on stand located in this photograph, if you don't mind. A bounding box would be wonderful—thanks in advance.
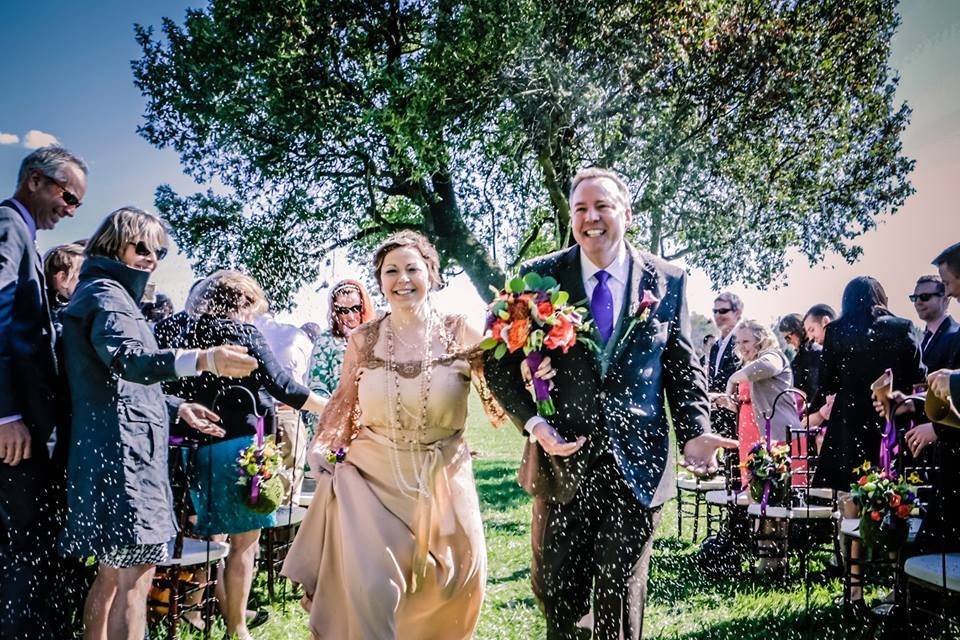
[235,418,284,515]
[850,462,919,556]
[742,441,792,509]
[481,272,596,415]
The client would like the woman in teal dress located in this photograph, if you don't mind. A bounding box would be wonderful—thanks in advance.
[158,271,327,640]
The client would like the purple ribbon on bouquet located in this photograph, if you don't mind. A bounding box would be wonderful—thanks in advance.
[524,350,555,416]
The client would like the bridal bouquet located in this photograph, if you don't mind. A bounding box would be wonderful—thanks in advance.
[481,272,595,415]
[235,429,284,515]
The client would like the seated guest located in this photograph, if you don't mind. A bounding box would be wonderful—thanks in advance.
[42,242,85,332]
[778,313,823,403]
[715,320,800,487]
[58,207,258,640]
[158,270,327,640]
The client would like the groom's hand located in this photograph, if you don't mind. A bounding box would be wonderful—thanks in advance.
[531,420,586,457]
[682,433,737,477]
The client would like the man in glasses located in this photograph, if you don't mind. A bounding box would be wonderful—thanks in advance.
[706,292,743,440]
[0,145,87,638]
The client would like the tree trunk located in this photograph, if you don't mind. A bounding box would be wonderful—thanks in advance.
[422,169,506,296]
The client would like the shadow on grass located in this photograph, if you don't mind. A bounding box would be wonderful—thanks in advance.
[489,567,531,585]
[475,462,529,511]
[485,519,527,536]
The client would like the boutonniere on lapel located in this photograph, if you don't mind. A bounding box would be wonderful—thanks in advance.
[622,289,660,342]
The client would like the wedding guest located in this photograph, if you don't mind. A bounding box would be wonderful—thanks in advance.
[43,242,85,332]
[813,277,922,492]
[0,145,87,639]
[300,322,323,343]
[707,292,744,439]
[159,270,327,640]
[701,333,716,368]
[777,313,823,402]
[254,305,315,504]
[283,231,514,639]
[58,207,258,640]
[803,303,836,347]
[141,293,174,327]
[716,320,800,488]
[306,279,375,399]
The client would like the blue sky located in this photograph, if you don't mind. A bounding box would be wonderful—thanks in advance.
[2,0,959,327]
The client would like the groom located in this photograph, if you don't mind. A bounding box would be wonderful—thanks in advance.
[486,167,732,639]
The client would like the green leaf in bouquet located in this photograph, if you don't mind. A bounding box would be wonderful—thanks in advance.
[541,276,558,290]
[491,299,507,315]
[522,272,543,290]
[531,329,544,350]
[508,277,526,294]
[494,342,508,359]
[523,344,534,356]
[552,290,569,306]
[478,336,500,350]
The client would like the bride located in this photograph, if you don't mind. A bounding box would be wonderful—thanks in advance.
[283,230,542,639]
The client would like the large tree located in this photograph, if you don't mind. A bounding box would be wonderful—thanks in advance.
[134,0,913,306]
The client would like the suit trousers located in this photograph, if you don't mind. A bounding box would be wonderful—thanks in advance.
[531,453,662,640]
[0,457,57,639]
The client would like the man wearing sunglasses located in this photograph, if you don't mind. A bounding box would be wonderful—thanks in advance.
[0,145,88,638]
[706,292,743,440]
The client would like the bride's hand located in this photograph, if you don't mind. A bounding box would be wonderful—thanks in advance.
[308,442,341,476]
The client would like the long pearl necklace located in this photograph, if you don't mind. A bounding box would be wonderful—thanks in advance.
[384,310,442,498]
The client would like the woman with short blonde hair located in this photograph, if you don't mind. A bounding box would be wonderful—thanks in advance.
[60,207,258,640]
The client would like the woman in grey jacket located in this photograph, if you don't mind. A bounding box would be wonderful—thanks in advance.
[59,207,258,640]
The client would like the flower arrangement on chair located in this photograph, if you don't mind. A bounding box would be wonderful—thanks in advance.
[850,462,919,556]
[742,441,792,508]
[235,421,284,516]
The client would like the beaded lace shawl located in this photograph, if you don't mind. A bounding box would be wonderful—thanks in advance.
[313,314,506,448]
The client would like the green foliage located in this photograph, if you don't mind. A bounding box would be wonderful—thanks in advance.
[135,0,913,307]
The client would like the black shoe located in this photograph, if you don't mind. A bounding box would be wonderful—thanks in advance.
[247,609,269,629]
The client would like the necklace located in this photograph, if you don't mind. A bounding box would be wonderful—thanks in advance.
[384,310,447,498]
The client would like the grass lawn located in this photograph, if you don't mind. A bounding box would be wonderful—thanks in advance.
[154,395,942,639]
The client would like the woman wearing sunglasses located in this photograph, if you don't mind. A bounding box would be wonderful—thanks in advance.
[306,279,376,400]
[57,207,259,640]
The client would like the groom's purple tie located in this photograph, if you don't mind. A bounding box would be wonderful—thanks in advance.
[592,269,614,344]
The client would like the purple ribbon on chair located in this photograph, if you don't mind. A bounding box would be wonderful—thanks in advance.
[760,414,773,517]
[879,415,896,475]
[250,415,265,503]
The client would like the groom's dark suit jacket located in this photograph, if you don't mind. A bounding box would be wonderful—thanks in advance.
[486,243,711,508]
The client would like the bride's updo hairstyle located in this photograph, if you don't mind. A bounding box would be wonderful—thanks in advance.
[371,230,444,292]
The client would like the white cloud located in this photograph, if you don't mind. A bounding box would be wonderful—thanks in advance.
[23,130,59,149]
[0,132,19,145]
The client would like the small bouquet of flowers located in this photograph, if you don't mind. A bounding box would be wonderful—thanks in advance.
[741,441,792,508]
[235,432,284,515]
[481,272,596,415]
[850,462,919,555]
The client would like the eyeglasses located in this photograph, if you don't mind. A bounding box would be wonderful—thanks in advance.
[40,173,82,208]
[909,292,943,303]
[333,303,363,316]
[129,241,168,262]
[712,307,733,315]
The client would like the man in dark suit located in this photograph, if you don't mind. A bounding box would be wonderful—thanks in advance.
[486,167,733,640]
[0,145,87,638]
[706,292,743,439]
